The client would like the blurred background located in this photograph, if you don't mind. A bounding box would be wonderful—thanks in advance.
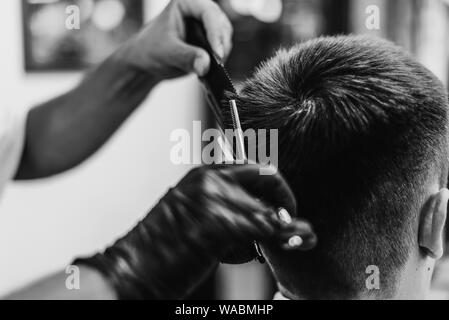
[0,0,448,299]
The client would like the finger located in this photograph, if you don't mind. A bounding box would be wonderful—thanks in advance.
[285,232,318,251]
[201,7,233,60]
[215,164,297,216]
[204,170,276,227]
[219,17,233,61]
[278,219,317,251]
[201,171,281,239]
[168,39,211,76]
[215,203,277,241]
[279,219,314,237]
[177,0,232,59]
[211,201,277,264]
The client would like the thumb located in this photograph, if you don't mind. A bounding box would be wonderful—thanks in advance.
[171,40,210,76]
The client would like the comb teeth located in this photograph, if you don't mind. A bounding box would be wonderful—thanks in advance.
[229,99,247,161]
[229,106,237,129]
[220,61,237,94]
[229,102,238,129]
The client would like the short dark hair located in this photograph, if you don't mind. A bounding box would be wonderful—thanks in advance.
[227,35,449,299]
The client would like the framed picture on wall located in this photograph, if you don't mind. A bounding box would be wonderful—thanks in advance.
[22,0,144,72]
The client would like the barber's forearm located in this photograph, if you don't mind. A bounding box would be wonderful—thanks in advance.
[15,0,234,180]
[4,266,117,300]
[15,50,157,180]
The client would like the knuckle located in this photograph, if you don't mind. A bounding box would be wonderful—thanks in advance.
[190,165,207,177]
[203,1,223,20]
[190,166,222,189]
[223,18,233,33]
[265,163,279,175]
[167,0,179,10]
[207,0,220,10]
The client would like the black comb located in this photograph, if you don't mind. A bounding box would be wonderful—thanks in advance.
[185,18,237,130]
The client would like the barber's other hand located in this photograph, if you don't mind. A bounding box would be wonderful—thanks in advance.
[118,0,232,81]
[75,164,316,299]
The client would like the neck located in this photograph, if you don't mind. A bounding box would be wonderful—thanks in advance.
[277,252,434,300]
[392,252,434,300]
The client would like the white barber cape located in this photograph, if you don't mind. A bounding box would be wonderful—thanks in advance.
[273,292,290,300]
[0,105,26,196]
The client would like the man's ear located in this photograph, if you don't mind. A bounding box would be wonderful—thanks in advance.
[419,188,449,259]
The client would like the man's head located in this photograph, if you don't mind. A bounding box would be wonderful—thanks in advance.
[229,35,449,299]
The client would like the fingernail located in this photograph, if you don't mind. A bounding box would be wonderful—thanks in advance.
[278,208,292,224]
[215,42,225,61]
[282,235,303,250]
[194,53,210,77]
[288,235,303,247]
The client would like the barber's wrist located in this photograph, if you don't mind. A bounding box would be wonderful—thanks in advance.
[73,252,150,300]
[113,38,164,85]
[73,48,158,117]
[77,265,118,300]
[103,46,159,89]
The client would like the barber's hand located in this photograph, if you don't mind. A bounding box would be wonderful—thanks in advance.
[74,164,316,300]
[118,0,233,81]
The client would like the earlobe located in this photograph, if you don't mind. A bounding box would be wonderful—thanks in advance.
[418,188,449,259]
